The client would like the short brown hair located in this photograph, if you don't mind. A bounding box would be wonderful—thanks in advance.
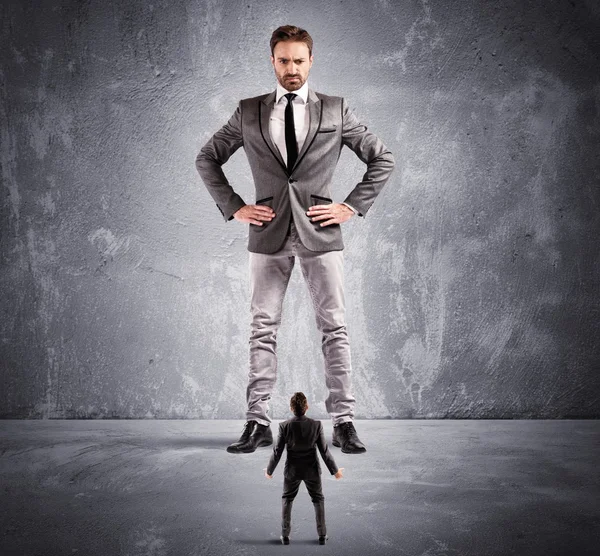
[290,392,308,416]
[270,25,313,56]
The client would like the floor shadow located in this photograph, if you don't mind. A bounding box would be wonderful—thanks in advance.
[237,538,319,546]
[156,437,236,450]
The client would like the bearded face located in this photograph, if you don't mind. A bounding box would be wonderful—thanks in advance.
[271,40,313,91]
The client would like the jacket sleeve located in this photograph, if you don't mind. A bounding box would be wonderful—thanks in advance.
[340,98,395,217]
[316,421,338,475]
[195,102,247,221]
[266,422,286,476]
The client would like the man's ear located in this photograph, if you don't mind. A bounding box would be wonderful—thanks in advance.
[270,55,275,68]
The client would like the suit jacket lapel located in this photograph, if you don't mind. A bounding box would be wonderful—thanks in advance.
[259,91,287,173]
[292,88,322,173]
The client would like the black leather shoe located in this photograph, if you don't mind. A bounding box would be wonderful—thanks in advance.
[318,535,328,545]
[280,535,290,545]
[229,421,273,453]
[332,421,366,453]
[227,420,257,453]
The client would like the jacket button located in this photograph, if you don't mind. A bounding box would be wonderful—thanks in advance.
[288,178,297,184]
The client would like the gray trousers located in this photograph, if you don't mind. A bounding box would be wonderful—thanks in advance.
[246,222,356,427]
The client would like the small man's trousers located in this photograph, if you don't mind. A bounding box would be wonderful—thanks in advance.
[282,474,326,537]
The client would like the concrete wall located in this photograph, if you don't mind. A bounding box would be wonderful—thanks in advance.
[1,0,599,419]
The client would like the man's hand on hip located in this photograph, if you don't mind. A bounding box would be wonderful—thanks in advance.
[307,203,354,226]
[234,205,275,226]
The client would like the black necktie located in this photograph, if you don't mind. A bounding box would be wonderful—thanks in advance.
[284,93,298,173]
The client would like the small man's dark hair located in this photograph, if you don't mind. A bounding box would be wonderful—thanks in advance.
[270,25,313,56]
[290,392,309,416]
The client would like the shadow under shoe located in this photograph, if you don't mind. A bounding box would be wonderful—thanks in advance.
[229,422,273,453]
[332,421,366,454]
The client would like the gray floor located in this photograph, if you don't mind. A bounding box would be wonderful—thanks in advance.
[1,420,599,556]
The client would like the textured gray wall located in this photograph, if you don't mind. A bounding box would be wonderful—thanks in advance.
[1,0,599,419]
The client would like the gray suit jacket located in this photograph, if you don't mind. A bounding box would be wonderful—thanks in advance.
[266,415,338,480]
[196,88,395,254]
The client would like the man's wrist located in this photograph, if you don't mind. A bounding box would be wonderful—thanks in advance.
[232,204,247,218]
[342,202,357,214]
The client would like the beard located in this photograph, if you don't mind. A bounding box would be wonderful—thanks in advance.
[278,72,305,91]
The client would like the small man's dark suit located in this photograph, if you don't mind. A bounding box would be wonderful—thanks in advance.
[266,414,338,538]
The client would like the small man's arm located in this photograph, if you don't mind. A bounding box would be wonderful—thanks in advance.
[316,422,343,478]
[264,422,286,479]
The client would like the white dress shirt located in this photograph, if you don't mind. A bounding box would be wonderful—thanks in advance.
[269,81,310,166]
[268,81,357,214]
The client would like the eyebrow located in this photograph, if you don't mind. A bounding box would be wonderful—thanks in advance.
[277,57,306,62]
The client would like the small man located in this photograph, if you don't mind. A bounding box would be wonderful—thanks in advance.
[264,392,344,545]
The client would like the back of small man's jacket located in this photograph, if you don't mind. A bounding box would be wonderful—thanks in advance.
[266,415,338,480]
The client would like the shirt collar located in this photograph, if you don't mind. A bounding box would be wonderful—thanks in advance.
[275,81,309,105]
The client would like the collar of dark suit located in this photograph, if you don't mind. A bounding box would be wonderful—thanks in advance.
[291,414,307,421]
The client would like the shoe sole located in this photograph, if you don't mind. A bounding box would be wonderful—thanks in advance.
[226,438,273,453]
[341,446,366,453]
[332,439,366,453]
